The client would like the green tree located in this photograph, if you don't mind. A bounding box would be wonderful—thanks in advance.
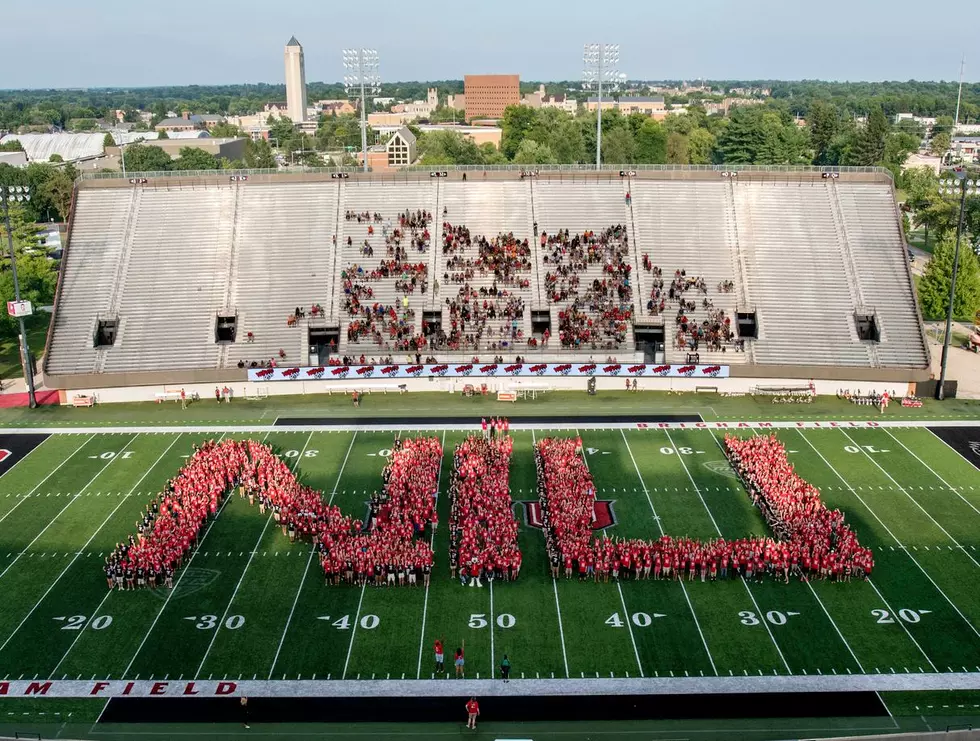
[600,127,635,165]
[121,144,173,172]
[807,99,842,165]
[884,132,919,166]
[417,130,484,165]
[0,140,24,152]
[500,105,538,159]
[512,139,557,165]
[715,106,807,164]
[634,119,667,164]
[917,236,980,320]
[666,132,689,164]
[850,106,889,166]
[40,169,75,221]
[930,131,951,156]
[157,130,169,140]
[548,118,586,164]
[0,203,55,340]
[103,132,116,148]
[687,127,716,164]
[244,137,276,169]
[172,147,220,171]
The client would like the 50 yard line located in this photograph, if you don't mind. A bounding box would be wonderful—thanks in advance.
[415,430,446,680]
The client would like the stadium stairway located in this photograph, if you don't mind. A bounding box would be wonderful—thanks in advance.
[46,188,135,375]
[629,179,749,366]
[223,181,340,369]
[735,181,874,367]
[438,181,536,352]
[532,179,636,353]
[335,179,438,359]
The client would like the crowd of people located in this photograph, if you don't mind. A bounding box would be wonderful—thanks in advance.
[533,435,872,584]
[105,437,441,590]
[442,225,532,287]
[541,227,633,350]
[643,265,742,353]
[449,434,521,586]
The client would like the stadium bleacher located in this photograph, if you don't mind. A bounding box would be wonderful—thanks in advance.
[43,170,931,384]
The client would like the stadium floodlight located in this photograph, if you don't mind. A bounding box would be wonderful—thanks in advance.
[933,169,978,401]
[343,48,381,173]
[0,185,37,408]
[583,43,623,170]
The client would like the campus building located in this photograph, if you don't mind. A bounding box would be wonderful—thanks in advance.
[464,75,520,120]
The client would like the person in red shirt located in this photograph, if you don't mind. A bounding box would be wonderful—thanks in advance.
[465,697,479,729]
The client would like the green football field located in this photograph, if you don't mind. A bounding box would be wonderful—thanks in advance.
[1,419,980,725]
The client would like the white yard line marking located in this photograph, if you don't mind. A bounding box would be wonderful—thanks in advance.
[797,429,980,645]
[0,434,60,482]
[489,578,496,677]
[0,435,94,527]
[532,429,571,679]
[269,430,358,680]
[121,433,232,679]
[342,583,367,680]
[198,431,314,678]
[838,429,980,571]
[620,429,718,676]
[665,429,792,675]
[883,428,980,518]
[577,429,643,678]
[46,434,184,678]
[416,430,446,680]
[0,434,138,583]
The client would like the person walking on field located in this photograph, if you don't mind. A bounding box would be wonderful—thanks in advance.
[180,388,187,409]
[500,654,511,682]
[465,697,480,729]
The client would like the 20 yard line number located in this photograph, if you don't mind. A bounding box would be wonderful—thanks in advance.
[54,615,112,630]
[872,608,931,624]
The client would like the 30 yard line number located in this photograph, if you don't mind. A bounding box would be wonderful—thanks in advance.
[184,615,245,630]
[739,610,799,626]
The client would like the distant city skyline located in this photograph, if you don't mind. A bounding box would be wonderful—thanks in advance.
[0,0,975,89]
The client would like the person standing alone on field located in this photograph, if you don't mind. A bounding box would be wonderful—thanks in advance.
[434,638,444,674]
[240,694,249,729]
[500,654,511,682]
[180,388,187,409]
[465,697,479,729]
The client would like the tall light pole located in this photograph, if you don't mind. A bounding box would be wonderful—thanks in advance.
[935,170,977,400]
[342,49,381,173]
[583,43,622,170]
[0,186,38,408]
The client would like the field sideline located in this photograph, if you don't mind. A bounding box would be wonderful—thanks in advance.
[0,420,978,708]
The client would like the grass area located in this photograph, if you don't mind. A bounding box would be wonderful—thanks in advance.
[908,227,934,255]
[0,389,978,429]
[0,422,977,737]
[0,316,49,381]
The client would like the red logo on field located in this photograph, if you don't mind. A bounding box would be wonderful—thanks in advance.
[523,500,617,530]
[0,450,11,464]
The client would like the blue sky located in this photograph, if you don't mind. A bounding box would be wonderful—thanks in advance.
[1,0,973,88]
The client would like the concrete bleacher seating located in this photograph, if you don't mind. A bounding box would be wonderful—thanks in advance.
[437,182,536,352]
[735,181,874,367]
[224,182,339,368]
[101,186,235,372]
[45,188,135,375]
[834,183,930,368]
[335,179,437,356]
[532,179,635,351]
[44,172,930,383]
[629,180,747,364]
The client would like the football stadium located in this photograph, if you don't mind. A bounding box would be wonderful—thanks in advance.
[0,164,978,741]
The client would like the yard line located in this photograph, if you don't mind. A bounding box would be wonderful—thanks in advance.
[864,575,938,672]
[0,434,139,583]
[532,429,570,679]
[197,431,314,678]
[620,429,718,676]
[269,431,358,680]
[839,429,980,571]
[44,434,184,679]
[0,435,94,527]
[797,429,980,644]
[742,429,867,674]
[489,579,496,676]
[664,429,792,675]
[121,433,232,679]
[342,583,367,680]
[883,428,980,519]
[576,429,643,678]
[415,430,446,680]
[0,491,133,655]
[0,435,67,484]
